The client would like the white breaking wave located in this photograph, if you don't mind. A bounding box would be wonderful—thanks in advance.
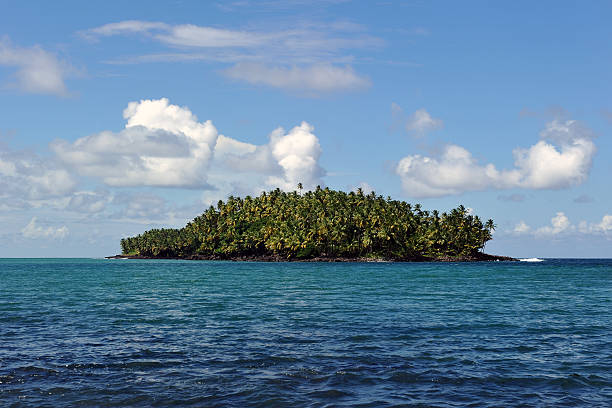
[519,258,544,262]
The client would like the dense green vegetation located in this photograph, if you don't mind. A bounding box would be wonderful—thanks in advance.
[120,187,495,260]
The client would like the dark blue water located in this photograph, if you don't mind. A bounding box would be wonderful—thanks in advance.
[1,259,610,407]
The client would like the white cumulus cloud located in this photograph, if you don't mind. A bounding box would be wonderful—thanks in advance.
[390,104,442,136]
[580,214,612,234]
[223,63,370,93]
[22,217,68,239]
[513,221,531,234]
[593,215,612,232]
[216,121,325,191]
[52,98,219,188]
[51,98,325,192]
[536,212,572,235]
[0,37,72,96]
[396,119,596,197]
[266,122,324,190]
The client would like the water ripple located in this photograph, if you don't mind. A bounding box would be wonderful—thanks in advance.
[0,258,610,407]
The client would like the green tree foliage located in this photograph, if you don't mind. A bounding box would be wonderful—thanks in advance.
[120,187,495,260]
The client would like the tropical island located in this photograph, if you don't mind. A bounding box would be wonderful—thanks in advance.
[113,186,514,262]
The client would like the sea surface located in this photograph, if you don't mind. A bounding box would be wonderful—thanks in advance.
[0,258,610,407]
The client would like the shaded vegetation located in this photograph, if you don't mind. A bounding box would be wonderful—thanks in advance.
[120,187,496,260]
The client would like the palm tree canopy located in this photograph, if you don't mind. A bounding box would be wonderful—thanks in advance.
[120,188,495,260]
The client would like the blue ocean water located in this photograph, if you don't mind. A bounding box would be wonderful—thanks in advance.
[0,259,610,407]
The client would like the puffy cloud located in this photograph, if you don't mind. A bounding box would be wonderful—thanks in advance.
[539,119,594,144]
[0,146,77,208]
[593,215,612,232]
[536,212,571,235]
[52,98,219,188]
[396,144,501,197]
[513,221,531,234]
[391,102,444,136]
[266,122,324,189]
[390,104,442,136]
[511,212,612,237]
[22,217,68,239]
[405,108,443,135]
[219,121,325,191]
[214,134,257,157]
[0,37,72,96]
[223,63,370,93]
[579,214,612,234]
[396,119,596,197]
[52,98,325,192]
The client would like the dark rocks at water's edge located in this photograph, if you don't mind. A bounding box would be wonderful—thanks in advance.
[105,253,517,262]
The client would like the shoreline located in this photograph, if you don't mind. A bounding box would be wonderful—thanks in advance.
[105,253,517,262]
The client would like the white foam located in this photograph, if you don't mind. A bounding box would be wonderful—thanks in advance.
[519,258,544,262]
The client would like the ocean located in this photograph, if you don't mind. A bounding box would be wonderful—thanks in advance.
[1,258,610,407]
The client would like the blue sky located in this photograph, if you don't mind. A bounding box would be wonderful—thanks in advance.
[1,0,611,257]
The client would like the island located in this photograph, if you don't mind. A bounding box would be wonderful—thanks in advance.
[110,187,514,262]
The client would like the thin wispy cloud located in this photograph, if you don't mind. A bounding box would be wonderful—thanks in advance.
[223,63,370,93]
[80,20,381,93]
[215,0,352,12]
[80,20,382,56]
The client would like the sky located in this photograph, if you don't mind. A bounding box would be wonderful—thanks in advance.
[1,0,611,258]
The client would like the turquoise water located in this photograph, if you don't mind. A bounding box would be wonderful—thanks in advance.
[1,258,610,407]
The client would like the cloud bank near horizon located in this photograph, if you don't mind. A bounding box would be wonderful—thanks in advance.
[512,212,612,237]
[396,119,596,197]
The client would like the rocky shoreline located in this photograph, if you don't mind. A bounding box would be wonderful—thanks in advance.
[106,253,516,262]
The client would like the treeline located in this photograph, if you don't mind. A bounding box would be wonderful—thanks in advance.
[120,187,495,260]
